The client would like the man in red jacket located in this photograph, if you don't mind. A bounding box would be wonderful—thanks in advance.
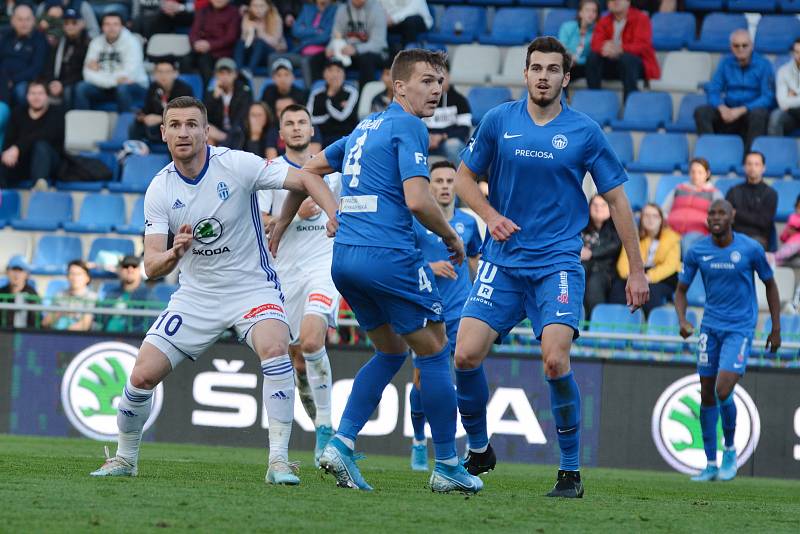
[189,0,241,85]
[585,0,659,100]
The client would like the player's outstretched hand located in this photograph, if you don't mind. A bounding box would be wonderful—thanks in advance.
[443,232,465,266]
[625,270,650,312]
[430,260,457,280]
[326,217,338,238]
[486,212,520,242]
[171,224,193,259]
[765,329,781,353]
[678,320,694,339]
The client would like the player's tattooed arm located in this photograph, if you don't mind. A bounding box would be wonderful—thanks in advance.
[674,282,693,339]
[764,277,782,353]
[143,225,192,279]
[405,176,465,265]
[454,162,519,242]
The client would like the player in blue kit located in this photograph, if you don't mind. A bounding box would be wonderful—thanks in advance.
[268,49,483,493]
[675,200,781,482]
[409,160,482,471]
[452,37,649,498]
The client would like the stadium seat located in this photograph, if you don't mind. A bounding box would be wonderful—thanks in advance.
[88,237,136,278]
[357,81,386,119]
[570,89,619,126]
[729,0,777,10]
[665,93,707,133]
[684,0,724,10]
[146,33,191,59]
[654,175,687,206]
[606,131,634,166]
[686,274,705,307]
[650,52,712,94]
[64,110,114,153]
[680,232,705,259]
[584,303,643,350]
[651,12,696,51]
[627,133,689,173]
[63,194,127,233]
[449,44,501,84]
[633,307,697,352]
[760,315,800,358]
[689,13,747,53]
[772,181,800,222]
[757,267,795,311]
[714,177,744,197]
[425,6,484,44]
[748,137,799,177]
[541,8,575,37]
[490,46,528,87]
[0,234,32,270]
[754,15,800,54]
[108,154,171,193]
[30,235,83,275]
[152,283,179,303]
[518,0,563,5]
[96,112,136,156]
[779,0,800,12]
[623,174,648,211]
[467,0,514,6]
[44,278,69,304]
[479,8,538,46]
[116,196,146,235]
[468,87,512,125]
[611,91,672,131]
[10,191,73,231]
[0,190,21,227]
[178,73,204,98]
[688,135,744,174]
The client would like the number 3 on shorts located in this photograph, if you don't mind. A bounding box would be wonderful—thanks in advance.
[418,266,432,293]
[154,311,183,336]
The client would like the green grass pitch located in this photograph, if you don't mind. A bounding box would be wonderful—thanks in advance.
[1,435,798,532]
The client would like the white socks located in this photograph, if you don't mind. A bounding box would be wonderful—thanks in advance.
[303,347,332,427]
[261,355,295,462]
[116,378,153,464]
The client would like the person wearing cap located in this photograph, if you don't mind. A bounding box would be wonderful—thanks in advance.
[100,255,151,333]
[0,255,39,329]
[74,12,148,113]
[189,0,241,85]
[204,57,253,148]
[323,0,387,88]
[44,8,90,109]
[42,259,97,331]
[129,58,193,143]
[0,3,48,104]
[308,58,358,147]
[261,58,308,116]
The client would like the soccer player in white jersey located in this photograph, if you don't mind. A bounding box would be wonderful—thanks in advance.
[89,96,339,485]
[258,103,342,466]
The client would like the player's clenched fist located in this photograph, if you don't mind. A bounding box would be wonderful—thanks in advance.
[625,270,650,312]
[678,319,694,339]
[171,224,193,259]
[325,218,338,238]
[486,212,520,242]
[443,231,465,266]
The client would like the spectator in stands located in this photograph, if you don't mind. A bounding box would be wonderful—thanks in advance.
[0,80,64,189]
[234,0,287,75]
[324,0,387,88]
[0,4,48,104]
[129,58,193,143]
[586,0,659,100]
[308,58,358,146]
[242,101,274,157]
[275,0,304,29]
[776,194,800,266]
[0,255,39,329]
[694,30,773,152]
[131,0,162,37]
[190,0,241,85]
[559,0,599,81]
[582,194,621,317]
[261,58,308,116]
[379,0,432,51]
[41,260,97,331]
[204,57,252,148]
[74,12,148,113]
[139,0,195,36]
[422,63,471,165]
[725,151,777,250]
[45,8,89,110]
[101,255,150,333]
[92,0,134,21]
[370,63,392,113]
[768,38,800,137]
[613,202,680,315]
[661,157,723,236]
[290,0,336,58]
[37,0,64,47]
[37,0,100,39]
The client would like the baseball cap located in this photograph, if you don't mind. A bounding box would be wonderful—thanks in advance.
[214,57,237,72]
[271,58,293,75]
[119,255,141,268]
[7,255,30,272]
[63,8,81,20]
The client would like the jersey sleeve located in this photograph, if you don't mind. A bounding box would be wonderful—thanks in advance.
[678,247,698,286]
[257,189,274,214]
[395,116,431,181]
[143,180,170,235]
[460,107,498,176]
[753,242,774,283]
[466,217,482,257]
[585,122,628,194]
[239,152,288,192]
[324,137,348,173]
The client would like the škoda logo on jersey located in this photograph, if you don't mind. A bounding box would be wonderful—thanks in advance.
[193,217,223,245]
[243,303,285,319]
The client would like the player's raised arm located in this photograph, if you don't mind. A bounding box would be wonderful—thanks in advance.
[404,176,465,265]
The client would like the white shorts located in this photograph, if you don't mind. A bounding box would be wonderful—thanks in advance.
[144,285,288,368]
[282,270,340,345]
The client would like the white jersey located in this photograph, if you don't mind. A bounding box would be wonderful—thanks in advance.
[144,146,289,294]
[257,156,341,276]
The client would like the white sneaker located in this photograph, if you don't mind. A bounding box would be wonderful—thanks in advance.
[266,458,300,485]
[89,446,137,477]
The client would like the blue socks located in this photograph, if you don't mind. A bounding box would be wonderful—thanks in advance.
[699,404,720,463]
[546,371,581,472]
[415,344,457,461]
[719,395,737,448]
[455,364,490,451]
[337,351,408,443]
[409,385,426,442]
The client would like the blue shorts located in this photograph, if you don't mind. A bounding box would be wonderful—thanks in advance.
[696,325,752,377]
[332,243,444,335]
[461,260,584,342]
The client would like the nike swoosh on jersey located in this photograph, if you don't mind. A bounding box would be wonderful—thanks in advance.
[503,132,522,139]
[702,255,714,261]
[555,311,572,317]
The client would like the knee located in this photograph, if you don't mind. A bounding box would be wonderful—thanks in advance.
[454,346,481,370]
[542,355,569,379]
[699,385,716,406]
[715,383,734,402]
[257,337,289,359]
[299,336,324,355]
[129,368,158,390]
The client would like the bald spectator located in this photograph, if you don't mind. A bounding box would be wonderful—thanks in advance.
[694,29,773,151]
[0,4,48,104]
[190,0,241,84]
[725,151,777,250]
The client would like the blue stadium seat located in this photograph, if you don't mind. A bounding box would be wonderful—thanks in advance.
[611,92,673,132]
[627,133,689,173]
[779,0,800,12]
[44,279,70,303]
[97,112,136,153]
[680,232,705,259]
[467,0,514,6]
[178,73,204,98]
[31,235,83,275]
[0,190,20,228]
[651,12,696,51]
[688,135,744,174]
[571,89,618,126]
[88,237,136,278]
[749,136,799,177]
[623,174,648,211]
[686,275,706,307]
[152,283,179,303]
[63,194,127,233]
[606,131,634,166]
[655,175,687,206]
[714,177,744,197]
[11,191,73,231]
[541,8,575,37]
[425,7,484,44]
[774,54,791,73]
[633,307,697,352]
[729,0,777,11]
[685,0,725,10]
[689,13,747,53]
[468,87,512,125]
[117,196,145,235]
[108,154,171,193]
[479,8,538,45]
[759,315,800,358]
[754,15,800,54]
[773,181,800,222]
[666,93,707,133]
[518,0,565,5]
[585,303,643,350]
[54,151,115,192]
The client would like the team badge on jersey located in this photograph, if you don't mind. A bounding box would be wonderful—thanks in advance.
[552,134,568,150]
[193,217,223,244]
[731,251,741,263]
[217,181,230,200]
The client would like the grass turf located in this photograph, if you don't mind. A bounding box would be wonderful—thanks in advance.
[1,434,798,533]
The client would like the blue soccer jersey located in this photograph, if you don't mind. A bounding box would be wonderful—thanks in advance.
[680,232,773,333]
[324,102,431,250]
[460,99,627,268]
[413,209,482,321]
